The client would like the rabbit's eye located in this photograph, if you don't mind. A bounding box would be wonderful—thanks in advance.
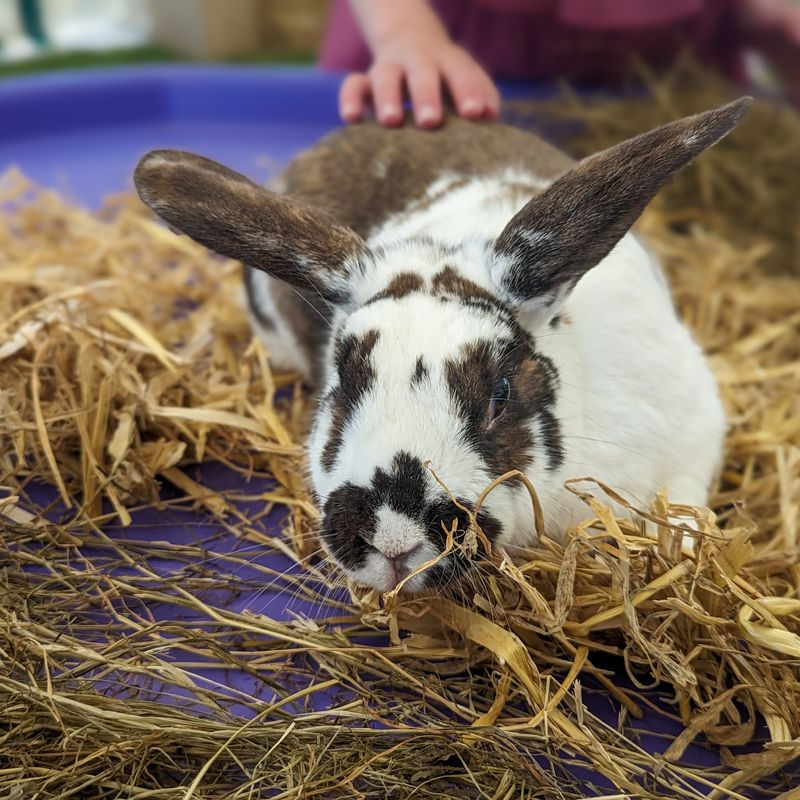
[488,378,511,421]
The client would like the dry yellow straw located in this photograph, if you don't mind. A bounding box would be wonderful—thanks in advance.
[1,61,800,798]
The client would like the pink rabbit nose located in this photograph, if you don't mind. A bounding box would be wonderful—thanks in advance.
[372,507,428,583]
[382,543,424,580]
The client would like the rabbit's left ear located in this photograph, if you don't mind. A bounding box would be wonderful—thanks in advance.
[490,97,751,324]
[134,150,365,304]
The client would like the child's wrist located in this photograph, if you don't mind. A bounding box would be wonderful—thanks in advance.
[351,0,449,55]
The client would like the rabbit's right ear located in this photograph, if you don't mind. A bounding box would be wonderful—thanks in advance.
[134,150,365,303]
[490,97,751,326]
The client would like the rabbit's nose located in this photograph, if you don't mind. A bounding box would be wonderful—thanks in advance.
[392,544,422,578]
[384,543,424,579]
[372,506,427,582]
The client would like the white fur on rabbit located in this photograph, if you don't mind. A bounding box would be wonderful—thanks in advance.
[134,98,750,592]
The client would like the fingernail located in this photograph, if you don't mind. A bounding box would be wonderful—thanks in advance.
[460,98,482,116]
[341,104,360,121]
[380,104,400,121]
[416,105,439,126]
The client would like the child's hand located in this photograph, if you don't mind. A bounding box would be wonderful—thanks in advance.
[342,0,501,128]
[339,38,500,128]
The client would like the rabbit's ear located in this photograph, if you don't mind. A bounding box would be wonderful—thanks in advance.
[134,150,365,304]
[490,97,751,324]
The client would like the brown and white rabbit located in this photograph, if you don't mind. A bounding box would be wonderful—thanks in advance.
[134,98,750,592]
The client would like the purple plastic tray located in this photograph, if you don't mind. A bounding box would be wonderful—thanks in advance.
[0,65,350,206]
[1,65,789,796]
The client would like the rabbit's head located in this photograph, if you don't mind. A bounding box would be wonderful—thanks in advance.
[135,98,749,592]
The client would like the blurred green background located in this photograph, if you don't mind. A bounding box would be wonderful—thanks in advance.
[0,0,330,77]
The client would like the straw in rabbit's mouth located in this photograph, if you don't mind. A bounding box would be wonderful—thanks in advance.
[3,60,800,798]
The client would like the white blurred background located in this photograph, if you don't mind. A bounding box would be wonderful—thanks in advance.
[1,0,149,59]
[0,0,329,64]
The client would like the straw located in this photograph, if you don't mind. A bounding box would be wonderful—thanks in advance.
[1,62,799,798]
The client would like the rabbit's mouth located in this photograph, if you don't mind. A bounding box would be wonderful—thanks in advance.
[363,548,490,596]
[322,501,501,594]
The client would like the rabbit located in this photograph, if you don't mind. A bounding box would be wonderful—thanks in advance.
[134,97,750,593]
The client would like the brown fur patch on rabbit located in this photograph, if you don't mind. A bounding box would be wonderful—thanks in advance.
[281,117,575,237]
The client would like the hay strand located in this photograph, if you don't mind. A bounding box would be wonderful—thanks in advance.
[2,63,800,797]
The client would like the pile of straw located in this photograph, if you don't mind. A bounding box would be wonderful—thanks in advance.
[2,66,799,798]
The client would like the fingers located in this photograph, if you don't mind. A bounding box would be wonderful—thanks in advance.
[478,74,502,120]
[341,65,405,126]
[339,73,370,123]
[340,48,501,129]
[368,62,405,126]
[405,60,443,128]
[441,48,501,120]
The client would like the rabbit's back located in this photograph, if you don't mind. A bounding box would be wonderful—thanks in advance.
[280,118,574,237]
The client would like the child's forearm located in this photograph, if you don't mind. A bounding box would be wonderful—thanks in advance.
[349,0,448,51]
